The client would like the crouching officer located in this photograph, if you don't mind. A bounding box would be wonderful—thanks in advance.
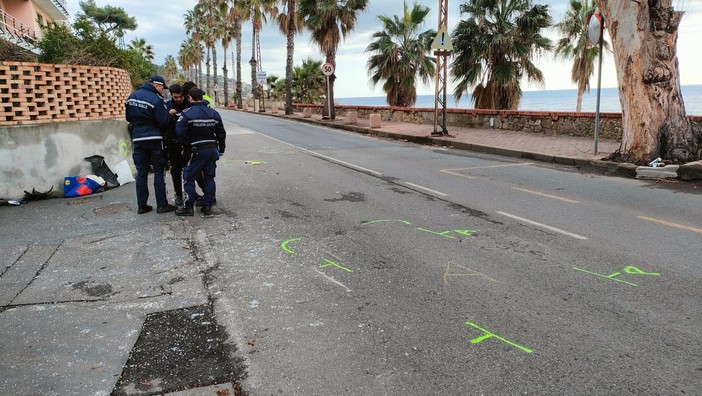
[175,88,226,217]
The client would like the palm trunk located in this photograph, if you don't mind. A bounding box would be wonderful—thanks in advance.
[206,46,212,98]
[285,0,295,115]
[576,81,585,113]
[223,43,229,108]
[251,29,258,100]
[213,44,218,105]
[326,53,336,119]
[236,29,243,109]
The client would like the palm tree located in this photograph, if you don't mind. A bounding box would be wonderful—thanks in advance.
[277,0,304,114]
[184,9,204,86]
[222,1,242,108]
[554,0,608,112]
[236,0,279,99]
[162,55,178,83]
[179,38,204,83]
[451,0,553,110]
[366,1,436,107]
[292,58,325,103]
[128,38,154,62]
[299,0,369,119]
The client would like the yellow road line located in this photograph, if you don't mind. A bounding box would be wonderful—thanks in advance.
[637,216,702,234]
[512,187,580,204]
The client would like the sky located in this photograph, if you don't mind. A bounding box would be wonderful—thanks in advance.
[82,0,702,98]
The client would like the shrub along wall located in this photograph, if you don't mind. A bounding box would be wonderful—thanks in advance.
[0,61,132,126]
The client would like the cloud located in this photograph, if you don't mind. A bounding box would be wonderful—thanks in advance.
[85,0,702,98]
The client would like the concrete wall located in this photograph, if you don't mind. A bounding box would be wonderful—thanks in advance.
[0,119,132,199]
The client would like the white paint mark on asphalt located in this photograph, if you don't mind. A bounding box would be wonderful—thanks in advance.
[405,182,448,197]
[496,211,588,240]
[313,269,352,292]
[306,151,383,176]
[257,133,384,176]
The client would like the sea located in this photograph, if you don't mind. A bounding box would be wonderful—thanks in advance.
[337,85,702,116]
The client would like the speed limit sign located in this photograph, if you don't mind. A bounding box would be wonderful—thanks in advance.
[321,62,334,76]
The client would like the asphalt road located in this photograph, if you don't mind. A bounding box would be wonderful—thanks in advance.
[2,109,698,396]
[199,110,701,395]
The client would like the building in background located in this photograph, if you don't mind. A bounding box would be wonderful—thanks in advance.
[0,0,69,52]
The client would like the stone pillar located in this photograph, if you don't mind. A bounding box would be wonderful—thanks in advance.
[303,108,312,118]
[345,111,358,124]
[369,113,381,128]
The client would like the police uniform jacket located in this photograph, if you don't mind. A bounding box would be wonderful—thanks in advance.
[175,102,226,154]
[125,83,169,146]
[165,98,189,141]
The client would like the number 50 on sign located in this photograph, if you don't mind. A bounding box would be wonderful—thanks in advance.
[321,62,334,76]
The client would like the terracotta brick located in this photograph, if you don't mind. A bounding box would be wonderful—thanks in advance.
[0,61,133,125]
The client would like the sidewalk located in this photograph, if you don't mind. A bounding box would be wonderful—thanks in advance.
[263,110,628,174]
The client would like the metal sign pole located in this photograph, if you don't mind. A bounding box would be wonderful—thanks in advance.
[594,35,603,155]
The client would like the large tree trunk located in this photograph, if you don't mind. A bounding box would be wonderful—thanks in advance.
[596,0,701,164]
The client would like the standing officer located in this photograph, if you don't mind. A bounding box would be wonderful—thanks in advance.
[125,75,177,214]
[175,88,226,217]
[164,83,189,206]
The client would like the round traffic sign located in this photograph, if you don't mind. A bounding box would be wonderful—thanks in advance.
[321,62,334,76]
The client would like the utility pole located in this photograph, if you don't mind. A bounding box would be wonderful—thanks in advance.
[431,0,452,136]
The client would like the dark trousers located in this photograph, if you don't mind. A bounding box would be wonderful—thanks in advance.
[166,140,186,197]
[133,143,168,208]
[183,146,219,209]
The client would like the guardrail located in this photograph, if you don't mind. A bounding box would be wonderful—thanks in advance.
[0,8,37,46]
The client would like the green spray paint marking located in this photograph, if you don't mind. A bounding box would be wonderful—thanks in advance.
[361,219,412,225]
[572,267,637,286]
[416,228,457,239]
[624,266,660,276]
[280,237,302,254]
[120,142,129,156]
[320,258,353,273]
[573,266,660,286]
[465,322,533,354]
[454,229,478,236]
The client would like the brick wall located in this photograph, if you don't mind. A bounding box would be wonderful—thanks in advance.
[0,61,132,126]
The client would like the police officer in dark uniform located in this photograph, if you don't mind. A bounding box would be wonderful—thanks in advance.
[164,83,189,206]
[175,88,226,217]
[125,75,177,214]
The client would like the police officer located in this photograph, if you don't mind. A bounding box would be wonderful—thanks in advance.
[175,88,226,217]
[164,83,189,206]
[125,75,177,214]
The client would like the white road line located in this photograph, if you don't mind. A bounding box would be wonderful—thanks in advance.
[258,133,384,176]
[308,151,383,176]
[496,211,588,240]
[313,269,352,292]
[405,182,448,197]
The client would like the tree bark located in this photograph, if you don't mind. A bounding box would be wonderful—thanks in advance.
[596,0,701,164]
[236,29,243,109]
[284,0,295,116]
